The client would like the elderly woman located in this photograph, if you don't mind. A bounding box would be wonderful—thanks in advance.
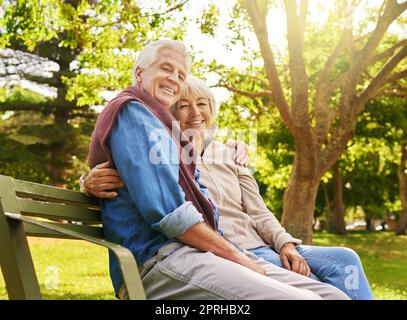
[84,76,373,299]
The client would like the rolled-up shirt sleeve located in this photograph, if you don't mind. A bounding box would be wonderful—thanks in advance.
[155,201,203,238]
[108,101,203,239]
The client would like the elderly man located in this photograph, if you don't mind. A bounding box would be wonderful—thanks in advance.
[87,39,349,300]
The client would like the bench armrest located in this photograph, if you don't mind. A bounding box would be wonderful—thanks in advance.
[4,212,146,300]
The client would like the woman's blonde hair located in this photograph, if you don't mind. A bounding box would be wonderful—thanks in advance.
[170,76,216,117]
[132,39,192,85]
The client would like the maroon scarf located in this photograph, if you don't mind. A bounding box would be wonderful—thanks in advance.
[88,86,217,230]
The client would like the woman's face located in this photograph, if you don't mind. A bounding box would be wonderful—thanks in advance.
[172,95,212,134]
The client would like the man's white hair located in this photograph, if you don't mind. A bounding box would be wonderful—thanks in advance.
[132,39,192,85]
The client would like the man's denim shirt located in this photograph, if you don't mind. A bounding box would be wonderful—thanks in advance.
[101,101,220,294]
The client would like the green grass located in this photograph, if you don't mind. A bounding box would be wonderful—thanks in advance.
[313,231,407,300]
[1,231,406,300]
[0,238,113,300]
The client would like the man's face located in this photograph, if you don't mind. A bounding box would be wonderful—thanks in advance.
[136,48,187,108]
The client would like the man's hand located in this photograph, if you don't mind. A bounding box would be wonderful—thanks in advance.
[84,161,124,198]
[226,140,249,167]
[232,251,267,276]
[279,243,311,277]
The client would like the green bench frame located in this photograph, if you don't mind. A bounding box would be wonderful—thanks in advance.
[0,174,146,300]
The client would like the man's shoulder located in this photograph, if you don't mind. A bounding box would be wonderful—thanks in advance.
[122,100,149,116]
[109,100,169,145]
[118,100,163,127]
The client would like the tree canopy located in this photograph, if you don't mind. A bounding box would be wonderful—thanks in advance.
[1,0,406,238]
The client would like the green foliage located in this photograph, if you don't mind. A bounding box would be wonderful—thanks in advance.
[0,85,93,187]
[315,96,406,225]
[213,68,294,216]
[208,1,406,226]
[197,3,220,36]
[0,0,404,220]
[314,99,405,226]
[0,132,49,183]
[1,0,190,105]
[0,0,191,186]
[2,86,47,104]
[343,96,407,218]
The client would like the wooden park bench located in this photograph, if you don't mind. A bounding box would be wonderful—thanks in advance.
[0,174,146,300]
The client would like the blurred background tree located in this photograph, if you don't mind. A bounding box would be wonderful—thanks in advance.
[0,0,190,188]
[1,0,405,239]
[203,0,406,241]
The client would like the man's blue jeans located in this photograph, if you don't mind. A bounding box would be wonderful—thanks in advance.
[249,245,374,300]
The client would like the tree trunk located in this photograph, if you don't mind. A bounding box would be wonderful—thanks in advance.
[49,149,68,188]
[365,215,373,231]
[396,143,407,235]
[281,159,320,244]
[243,0,407,244]
[321,182,332,231]
[48,85,71,188]
[49,111,70,188]
[327,163,348,235]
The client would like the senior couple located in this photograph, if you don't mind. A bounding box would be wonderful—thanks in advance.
[85,39,373,300]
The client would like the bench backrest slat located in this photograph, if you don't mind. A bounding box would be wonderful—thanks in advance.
[17,198,102,224]
[10,177,104,239]
[24,221,104,239]
[14,179,99,206]
[1,175,104,240]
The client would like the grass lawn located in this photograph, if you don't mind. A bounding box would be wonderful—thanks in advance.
[1,231,406,300]
[313,231,407,300]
